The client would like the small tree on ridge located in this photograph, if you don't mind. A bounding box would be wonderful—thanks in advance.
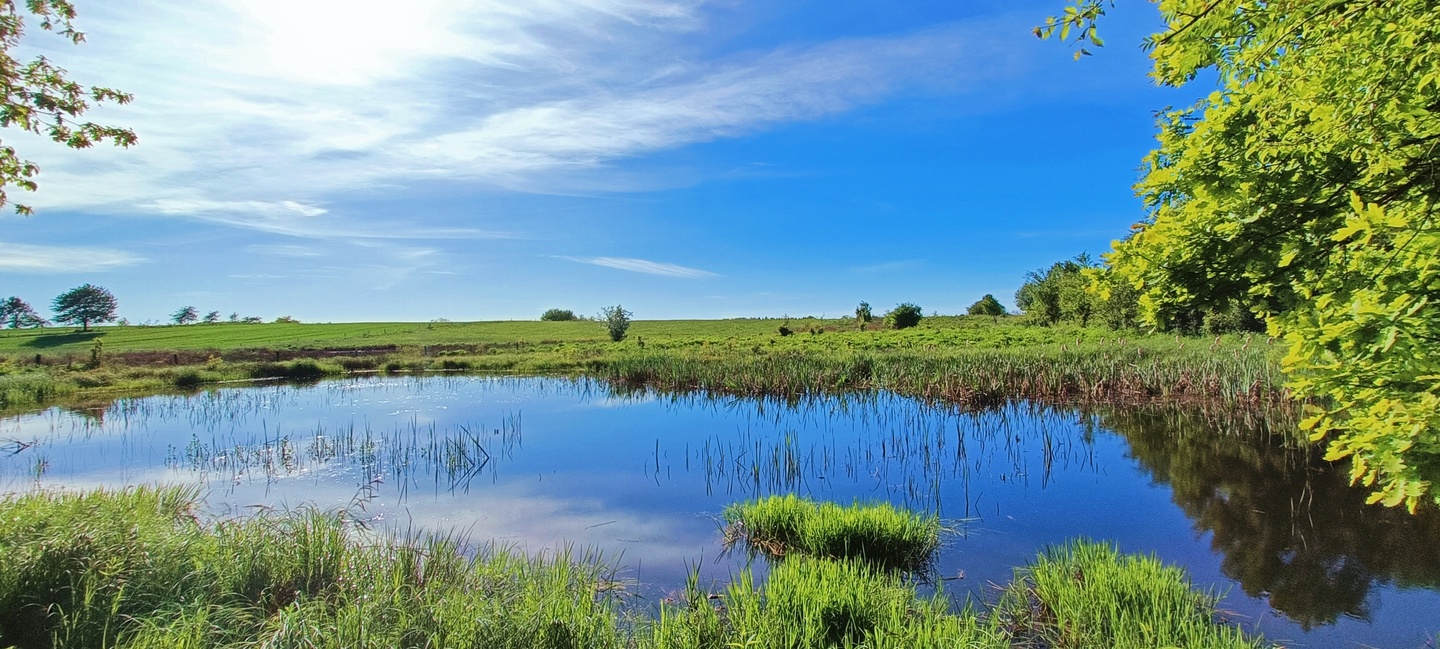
[967,294,1007,322]
[53,284,117,331]
[599,305,632,342]
[0,296,46,328]
[172,306,198,325]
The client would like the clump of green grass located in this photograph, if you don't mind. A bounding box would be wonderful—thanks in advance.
[650,555,1002,649]
[723,495,941,572]
[0,371,75,409]
[998,540,1267,649]
[245,359,333,381]
[0,487,630,649]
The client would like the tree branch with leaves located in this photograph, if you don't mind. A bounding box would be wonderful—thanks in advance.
[0,0,135,214]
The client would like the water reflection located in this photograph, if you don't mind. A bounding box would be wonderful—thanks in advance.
[1,377,1437,647]
[1100,406,1440,630]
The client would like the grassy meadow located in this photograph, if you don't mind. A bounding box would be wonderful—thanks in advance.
[0,488,1271,649]
[0,315,1287,413]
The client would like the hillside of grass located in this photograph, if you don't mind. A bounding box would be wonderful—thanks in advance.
[0,316,1287,414]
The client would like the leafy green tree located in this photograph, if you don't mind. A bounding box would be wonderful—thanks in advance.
[51,283,115,331]
[967,294,1006,322]
[171,306,197,325]
[1043,1,1440,509]
[1016,255,1095,326]
[0,0,136,214]
[855,301,872,324]
[599,305,632,342]
[202,310,220,324]
[884,303,923,330]
[0,296,45,328]
[540,308,578,321]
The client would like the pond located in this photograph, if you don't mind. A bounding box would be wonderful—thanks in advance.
[2,376,1437,648]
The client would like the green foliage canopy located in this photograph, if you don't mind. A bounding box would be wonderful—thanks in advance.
[1045,1,1440,509]
[51,283,115,331]
[599,304,632,342]
[540,308,579,321]
[0,0,136,214]
[0,295,44,328]
[171,305,197,325]
[884,303,923,330]
[967,294,1007,320]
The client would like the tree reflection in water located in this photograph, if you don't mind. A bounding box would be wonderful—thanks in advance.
[1097,406,1440,629]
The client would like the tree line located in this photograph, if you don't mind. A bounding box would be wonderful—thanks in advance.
[2,285,285,331]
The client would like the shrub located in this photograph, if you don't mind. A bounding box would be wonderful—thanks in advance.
[540,308,579,321]
[599,305,631,342]
[885,303,923,330]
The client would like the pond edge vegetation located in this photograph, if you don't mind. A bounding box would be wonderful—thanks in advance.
[0,487,1271,649]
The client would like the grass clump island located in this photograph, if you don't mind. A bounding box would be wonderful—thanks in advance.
[722,495,942,572]
[1,488,1272,649]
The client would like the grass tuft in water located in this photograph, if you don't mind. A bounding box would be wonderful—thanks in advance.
[998,540,1267,649]
[723,495,941,572]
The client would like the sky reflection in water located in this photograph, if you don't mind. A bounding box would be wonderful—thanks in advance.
[1,376,1437,648]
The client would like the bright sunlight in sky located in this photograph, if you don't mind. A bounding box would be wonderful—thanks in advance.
[0,0,1203,323]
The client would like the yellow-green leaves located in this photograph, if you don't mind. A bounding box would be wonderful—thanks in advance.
[1050,0,1440,509]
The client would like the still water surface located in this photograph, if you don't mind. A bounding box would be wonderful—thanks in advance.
[2,376,1437,648]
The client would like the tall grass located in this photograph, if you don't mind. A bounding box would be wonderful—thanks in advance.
[600,340,1284,409]
[0,372,75,409]
[649,556,1002,649]
[723,495,942,572]
[0,486,628,649]
[0,488,1273,649]
[997,540,1266,649]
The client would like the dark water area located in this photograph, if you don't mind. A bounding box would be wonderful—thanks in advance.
[1,376,1437,648]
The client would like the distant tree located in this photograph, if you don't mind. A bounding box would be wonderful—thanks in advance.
[599,305,632,342]
[0,296,46,328]
[274,315,299,324]
[967,294,1007,322]
[1015,254,1096,326]
[240,316,263,324]
[202,310,221,324]
[52,284,117,331]
[855,301,873,324]
[171,306,198,325]
[885,303,923,330]
[228,312,239,323]
[540,308,579,321]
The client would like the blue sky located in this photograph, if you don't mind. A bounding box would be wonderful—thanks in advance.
[0,0,1202,323]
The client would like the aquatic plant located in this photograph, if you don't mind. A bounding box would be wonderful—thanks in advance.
[723,495,941,572]
[998,540,1266,649]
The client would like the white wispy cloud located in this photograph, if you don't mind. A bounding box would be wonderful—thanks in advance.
[558,256,716,277]
[13,0,1016,234]
[0,242,145,273]
[850,259,924,273]
[245,244,324,258]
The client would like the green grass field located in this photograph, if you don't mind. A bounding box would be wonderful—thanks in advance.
[0,317,861,354]
[0,316,1287,414]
